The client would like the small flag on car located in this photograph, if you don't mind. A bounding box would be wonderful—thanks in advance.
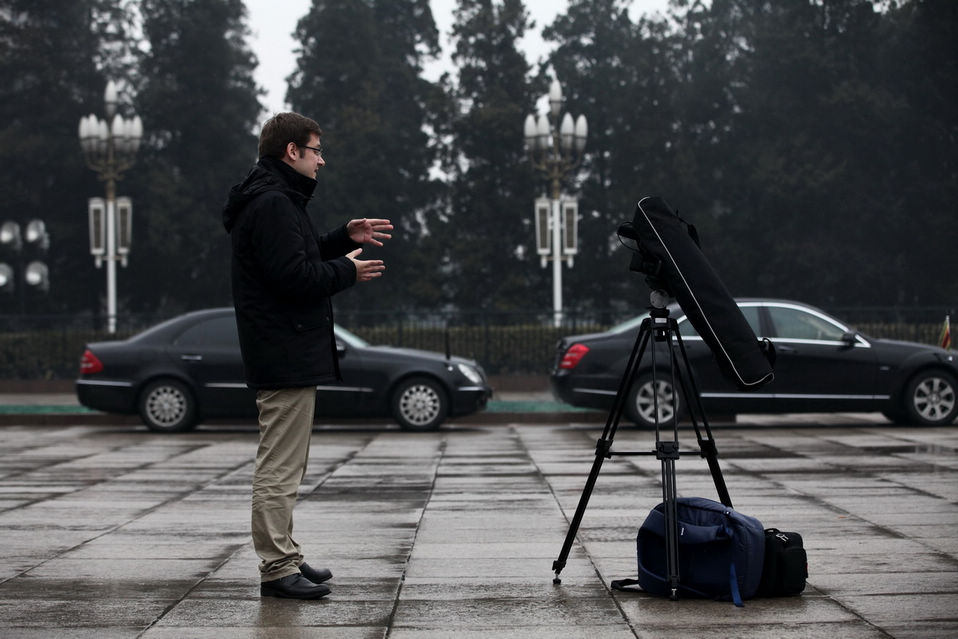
[941,315,952,350]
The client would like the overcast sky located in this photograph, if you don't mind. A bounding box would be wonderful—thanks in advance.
[245,0,672,116]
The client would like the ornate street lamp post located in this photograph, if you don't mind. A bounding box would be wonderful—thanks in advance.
[523,77,587,326]
[78,80,142,333]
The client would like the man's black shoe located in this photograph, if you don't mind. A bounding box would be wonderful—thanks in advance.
[260,573,330,599]
[299,562,332,584]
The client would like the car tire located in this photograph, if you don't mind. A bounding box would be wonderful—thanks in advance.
[391,376,447,431]
[626,372,682,429]
[900,370,958,426]
[138,378,198,433]
[881,409,907,424]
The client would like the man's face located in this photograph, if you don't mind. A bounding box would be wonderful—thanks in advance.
[290,133,325,179]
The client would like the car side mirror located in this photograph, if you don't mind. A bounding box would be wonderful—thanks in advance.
[840,332,858,348]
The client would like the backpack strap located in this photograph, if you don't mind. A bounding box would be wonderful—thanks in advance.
[728,562,744,607]
[723,521,744,607]
[610,578,641,592]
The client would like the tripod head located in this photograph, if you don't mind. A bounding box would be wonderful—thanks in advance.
[617,221,678,302]
[647,289,673,342]
[617,221,677,319]
[649,289,670,310]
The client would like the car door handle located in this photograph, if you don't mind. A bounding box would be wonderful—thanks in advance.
[180,354,203,362]
[776,345,797,354]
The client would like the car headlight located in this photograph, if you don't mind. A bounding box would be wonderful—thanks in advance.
[457,363,483,385]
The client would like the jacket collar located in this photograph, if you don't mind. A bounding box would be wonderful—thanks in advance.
[258,156,317,203]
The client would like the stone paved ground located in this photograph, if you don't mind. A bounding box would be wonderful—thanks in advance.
[0,418,956,638]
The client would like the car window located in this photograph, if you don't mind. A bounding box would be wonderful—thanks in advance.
[334,324,369,348]
[175,316,239,347]
[677,304,762,338]
[609,313,650,334]
[767,305,846,341]
[678,316,698,338]
[740,305,762,336]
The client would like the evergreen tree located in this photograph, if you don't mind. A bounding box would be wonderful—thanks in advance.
[877,0,958,305]
[544,0,679,314]
[126,0,262,313]
[4,0,953,320]
[440,0,544,312]
[681,0,948,306]
[287,0,445,312]
[0,0,124,315]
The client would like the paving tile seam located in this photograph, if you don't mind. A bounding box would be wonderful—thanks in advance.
[0,433,206,514]
[509,425,641,638]
[731,435,958,568]
[834,607,918,639]
[869,471,958,504]
[297,435,378,494]
[383,438,447,637]
[714,431,958,633]
[138,434,379,635]
[0,448,257,591]
[132,544,253,638]
[815,508,958,569]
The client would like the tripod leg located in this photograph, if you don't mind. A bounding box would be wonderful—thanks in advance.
[699,439,731,508]
[660,455,680,599]
[604,320,654,442]
[552,439,609,583]
[553,320,653,583]
[652,435,682,600]
[670,324,733,508]
[648,308,683,599]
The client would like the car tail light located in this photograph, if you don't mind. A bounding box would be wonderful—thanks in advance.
[559,343,589,369]
[80,349,104,375]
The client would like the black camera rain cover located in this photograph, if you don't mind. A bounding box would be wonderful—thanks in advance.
[628,196,774,391]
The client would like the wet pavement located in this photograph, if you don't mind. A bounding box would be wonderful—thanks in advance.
[0,416,957,638]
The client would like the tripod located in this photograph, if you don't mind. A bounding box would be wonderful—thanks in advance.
[551,291,732,599]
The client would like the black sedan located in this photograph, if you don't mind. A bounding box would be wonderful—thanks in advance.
[76,308,491,432]
[551,299,958,427]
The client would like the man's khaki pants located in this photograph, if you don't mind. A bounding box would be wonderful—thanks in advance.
[252,386,315,582]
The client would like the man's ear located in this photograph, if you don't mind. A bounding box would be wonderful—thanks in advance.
[285,141,299,160]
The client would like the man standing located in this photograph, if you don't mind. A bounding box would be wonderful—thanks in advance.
[223,112,392,599]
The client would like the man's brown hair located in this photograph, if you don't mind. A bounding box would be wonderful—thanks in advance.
[258,112,322,159]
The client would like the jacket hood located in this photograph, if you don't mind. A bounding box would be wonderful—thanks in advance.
[222,156,317,232]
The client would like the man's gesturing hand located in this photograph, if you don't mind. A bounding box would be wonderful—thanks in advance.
[347,248,385,282]
[347,218,393,247]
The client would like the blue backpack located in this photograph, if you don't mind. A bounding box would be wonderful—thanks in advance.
[629,497,766,606]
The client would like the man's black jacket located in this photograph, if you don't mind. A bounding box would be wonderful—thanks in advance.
[223,156,359,389]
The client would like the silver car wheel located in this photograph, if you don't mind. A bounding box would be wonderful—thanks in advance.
[392,377,448,431]
[138,378,197,432]
[634,378,677,426]
[399,383,441,426]
[147,385,187,425]
[911,375,956,423]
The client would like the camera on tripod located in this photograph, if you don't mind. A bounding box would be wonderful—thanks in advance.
[552,195,776,596]
[617,196,774,389]
[619,226,673,301]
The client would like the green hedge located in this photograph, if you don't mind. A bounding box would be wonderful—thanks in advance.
[854,322,944,346]
[0,320,948,380]
[357,323,607,375]
[0,328,136,379]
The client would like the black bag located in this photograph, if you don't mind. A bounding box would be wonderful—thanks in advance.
[621,196,775,391]
[756,528,808,596]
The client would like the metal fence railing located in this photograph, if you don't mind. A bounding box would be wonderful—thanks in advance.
[0,305,952,380]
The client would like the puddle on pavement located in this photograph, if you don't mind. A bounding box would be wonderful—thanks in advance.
[862,444,952,455]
